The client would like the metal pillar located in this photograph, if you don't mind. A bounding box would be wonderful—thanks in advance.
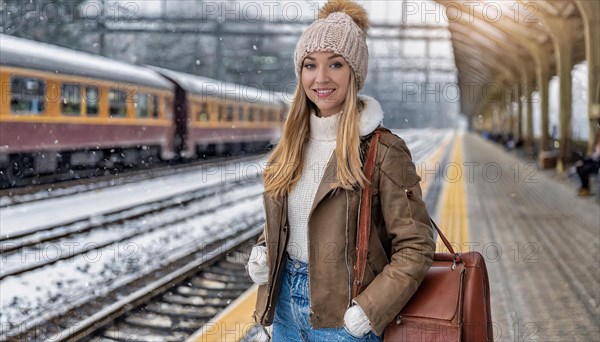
[513,81,522,143]
[525,66,535,156]
[543,15,577,171]
[535,53,551,152]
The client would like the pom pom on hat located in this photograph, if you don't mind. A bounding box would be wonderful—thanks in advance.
[294,0,370,91]
[318,0,369,33]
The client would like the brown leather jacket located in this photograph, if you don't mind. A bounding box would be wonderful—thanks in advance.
[252,129,435,336]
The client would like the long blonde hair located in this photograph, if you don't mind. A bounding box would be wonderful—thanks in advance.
[263,71,367,198]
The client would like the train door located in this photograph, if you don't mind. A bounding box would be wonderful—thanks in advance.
[173,85,188,160]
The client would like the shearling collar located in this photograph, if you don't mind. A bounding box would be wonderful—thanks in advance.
[308,95,384,139]
[358,95,384,137]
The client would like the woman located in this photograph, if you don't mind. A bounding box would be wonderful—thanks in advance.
[575,131,600,196]
[246,0,435,340]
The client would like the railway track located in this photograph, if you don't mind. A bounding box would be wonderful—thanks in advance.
[86,248,254,342]
[1,169,267,341]
[1,180,263,279]
[5,228,261,342]
[0,154,266,209]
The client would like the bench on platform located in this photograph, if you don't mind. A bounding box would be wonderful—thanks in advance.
[538,150,558,169]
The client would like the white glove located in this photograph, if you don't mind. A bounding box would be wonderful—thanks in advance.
[344,302,372,338]
[247,245,268,285]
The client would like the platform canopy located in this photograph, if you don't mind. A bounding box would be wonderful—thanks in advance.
[434,0,598,167]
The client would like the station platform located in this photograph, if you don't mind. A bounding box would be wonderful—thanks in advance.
[463,133,599,341]
[187,131,599,342]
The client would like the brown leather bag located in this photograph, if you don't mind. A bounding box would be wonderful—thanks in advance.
[354,130,493,341]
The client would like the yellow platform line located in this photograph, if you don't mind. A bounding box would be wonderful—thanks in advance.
[187,133,453,341]
[438,133,469,252]
[187,284,259,342]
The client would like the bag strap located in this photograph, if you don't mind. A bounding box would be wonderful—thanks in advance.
[430,219,455,255]
[352,130,457,299]
[352,129,381,299]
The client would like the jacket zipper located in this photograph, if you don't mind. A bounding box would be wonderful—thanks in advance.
[345,189,353,309]
[262,194,269,246]
[263,195,288,322]
[260,194,270,320]
[308,201,315,319]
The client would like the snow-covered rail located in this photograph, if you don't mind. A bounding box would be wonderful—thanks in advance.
[5,227,261,342]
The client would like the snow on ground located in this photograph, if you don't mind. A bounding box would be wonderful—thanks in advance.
[1,158,267,238]
[1,188,264,330]
[1,184,264,278]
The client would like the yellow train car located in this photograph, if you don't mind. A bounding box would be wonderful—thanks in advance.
[0,34,175,186]
[0,35,290,187]
[152,67,287,158]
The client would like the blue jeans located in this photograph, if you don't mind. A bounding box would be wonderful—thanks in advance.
[271,254,383,341]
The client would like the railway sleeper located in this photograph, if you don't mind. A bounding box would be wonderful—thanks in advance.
[123,312,203,333]
[102,322,190,342]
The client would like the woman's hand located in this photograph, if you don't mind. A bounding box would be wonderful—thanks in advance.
[246,245,268,285]
[343,302,372,338]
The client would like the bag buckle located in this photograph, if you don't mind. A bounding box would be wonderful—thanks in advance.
[452,253,462,270]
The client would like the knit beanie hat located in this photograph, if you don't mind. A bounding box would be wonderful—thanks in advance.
[294,0,370,91]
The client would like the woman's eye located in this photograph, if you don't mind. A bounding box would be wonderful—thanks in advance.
[303,62,343,69]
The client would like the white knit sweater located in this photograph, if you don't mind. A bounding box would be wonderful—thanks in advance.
[285,95,385,262]
[287,109,340,262]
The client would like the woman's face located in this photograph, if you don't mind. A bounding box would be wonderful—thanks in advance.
[301,51,351,117]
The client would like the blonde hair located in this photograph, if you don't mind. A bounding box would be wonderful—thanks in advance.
[263,71,367,198]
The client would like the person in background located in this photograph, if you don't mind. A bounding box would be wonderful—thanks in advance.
[575,131,600,196]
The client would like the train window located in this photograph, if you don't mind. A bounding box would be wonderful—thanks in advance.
[268,110,276,122]
[152,95,159,119]
[108,88,127,118]
[61,83,81,116]
[259,109,265,122]
[217,104,225,122]
[238,107,244,121]
[226,105,234,122]
[197,102,208,122]
[86,86,99,116]
[10,76,46,114]
[164,97,173,119]
[134,93,149,118]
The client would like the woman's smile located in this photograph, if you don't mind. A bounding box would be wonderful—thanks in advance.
[314,88,337,98]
